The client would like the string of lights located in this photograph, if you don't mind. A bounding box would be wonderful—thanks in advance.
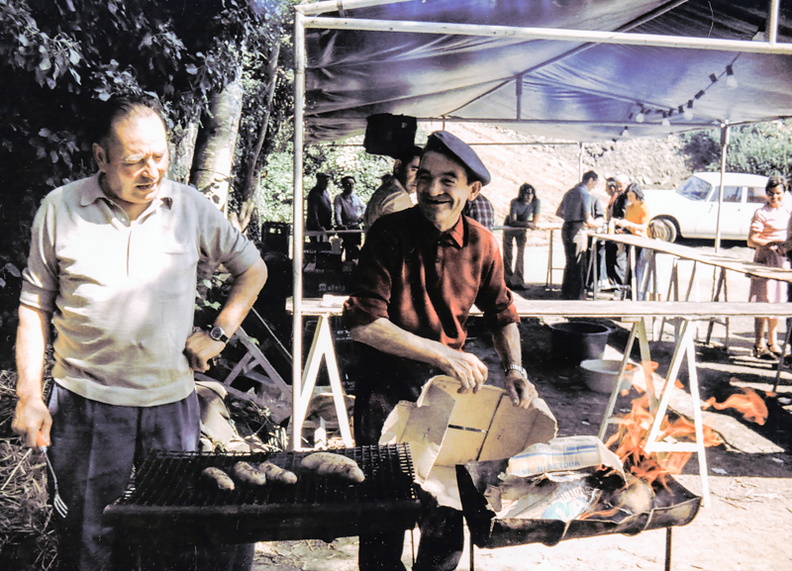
[620,54,740,137]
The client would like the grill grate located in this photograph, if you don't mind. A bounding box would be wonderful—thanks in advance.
[104,444,420,543]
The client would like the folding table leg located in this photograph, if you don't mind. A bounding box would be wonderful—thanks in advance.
[773,325,792,392]
[293,315,354,449]
[599,319,652,439]
[643,319,710,506]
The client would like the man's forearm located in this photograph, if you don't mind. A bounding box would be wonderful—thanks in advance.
[492,321,537,408]
[14,304,53,447]
[585,215,604,229]
[214,258,268,335]
[350,318,490,391]
[491,322,522,369]
[15,304,50,401]
[350,318,447,367]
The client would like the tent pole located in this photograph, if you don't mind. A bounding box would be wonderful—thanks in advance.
[303,16,792,55]
[292,9,306,450]
[768,0,780,45]
[515,74,523,121]
[714,123,730,254]
[297,0,411,17]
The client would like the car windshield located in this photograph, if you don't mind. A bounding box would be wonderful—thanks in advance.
[677,176,712,201]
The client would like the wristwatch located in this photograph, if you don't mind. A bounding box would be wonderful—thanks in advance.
[206,325,229,344]
[504,363,527,378]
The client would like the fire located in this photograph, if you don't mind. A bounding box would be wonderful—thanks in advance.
[703,383,768,426]
[605,391,722,487]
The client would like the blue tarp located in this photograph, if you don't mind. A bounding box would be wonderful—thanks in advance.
[303,0,792,142]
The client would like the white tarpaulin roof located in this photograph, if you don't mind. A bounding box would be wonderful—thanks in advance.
[299,0,792,143]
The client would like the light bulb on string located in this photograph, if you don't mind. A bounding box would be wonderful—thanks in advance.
[621,126,630,137]
[683,100,694,120]
[726,65,738,88]
[635,111,645,123]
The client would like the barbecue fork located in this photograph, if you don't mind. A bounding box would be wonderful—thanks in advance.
[37,432,69,518]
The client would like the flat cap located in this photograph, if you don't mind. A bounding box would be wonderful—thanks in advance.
[316,172,331,179]
[424,130,491,186]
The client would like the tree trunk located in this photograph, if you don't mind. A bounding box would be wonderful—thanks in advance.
[169,113,200,184]
[230,39,283,232]
[190,73,245,213]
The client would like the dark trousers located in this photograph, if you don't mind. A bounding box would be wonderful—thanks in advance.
[503,229,527,287]
[340,224,362,261]
[350,346,464,571]
[605,241,627,286]
[561,222,587,300]
[48,385,253,571]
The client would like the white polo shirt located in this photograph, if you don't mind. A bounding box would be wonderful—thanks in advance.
[20,174,261,406]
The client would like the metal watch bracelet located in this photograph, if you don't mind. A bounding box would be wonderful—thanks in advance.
[505,363,527,377]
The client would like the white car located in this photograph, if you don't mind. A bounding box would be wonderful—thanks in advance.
[643,172,770,242]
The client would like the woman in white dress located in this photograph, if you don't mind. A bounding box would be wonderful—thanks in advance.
[747,175,790,359]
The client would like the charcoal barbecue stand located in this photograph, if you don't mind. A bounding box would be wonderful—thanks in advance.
[104,444,420,568]
[456,460,702,570]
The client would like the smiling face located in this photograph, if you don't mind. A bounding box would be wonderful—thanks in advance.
[416,150,481,232]
[93,107,169,215]
[766,183,785,208]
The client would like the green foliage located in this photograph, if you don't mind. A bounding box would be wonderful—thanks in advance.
[680,120,792,179]
[0,0,282,367]
[256,136,394,225]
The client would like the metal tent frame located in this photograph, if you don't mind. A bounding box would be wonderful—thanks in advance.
[289,0,792,448]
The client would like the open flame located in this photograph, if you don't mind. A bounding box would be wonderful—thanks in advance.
[605,375,721,488]
[703,383,768,425]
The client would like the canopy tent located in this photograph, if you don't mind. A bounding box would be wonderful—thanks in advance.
[287,0,792,447]
[298,0,792,143]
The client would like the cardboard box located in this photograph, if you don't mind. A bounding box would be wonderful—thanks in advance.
[379,376,557,510]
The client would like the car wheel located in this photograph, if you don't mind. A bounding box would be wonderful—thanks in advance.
[650,217,678,242]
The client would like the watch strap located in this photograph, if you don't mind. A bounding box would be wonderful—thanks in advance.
[207,325,229,343]
[505,363,527,377]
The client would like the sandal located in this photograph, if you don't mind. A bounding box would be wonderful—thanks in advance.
[754,345,775,360]
[768,345,783,358]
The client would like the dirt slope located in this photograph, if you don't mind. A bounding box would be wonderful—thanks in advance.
[424,122,692,245]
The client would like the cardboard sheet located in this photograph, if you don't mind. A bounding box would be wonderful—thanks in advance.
[380,376,557,510]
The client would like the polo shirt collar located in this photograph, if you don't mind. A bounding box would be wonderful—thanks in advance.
[80,172,174,209]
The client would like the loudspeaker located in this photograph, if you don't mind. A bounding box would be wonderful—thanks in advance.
[363,113,417,158]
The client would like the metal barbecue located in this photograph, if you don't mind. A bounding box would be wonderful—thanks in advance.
[104,444,420,545]
[456,459,701,549]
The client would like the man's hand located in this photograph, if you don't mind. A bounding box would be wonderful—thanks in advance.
[184,329,225,372]
[438,347,489,394]
[12,396,52,448]
[505,371,538,409]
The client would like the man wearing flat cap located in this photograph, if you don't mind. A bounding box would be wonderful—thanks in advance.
[343,130,537,571]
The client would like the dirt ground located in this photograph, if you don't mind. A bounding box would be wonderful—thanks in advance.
[252,242,792,571]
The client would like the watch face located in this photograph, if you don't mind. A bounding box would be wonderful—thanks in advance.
[209,326,227,342]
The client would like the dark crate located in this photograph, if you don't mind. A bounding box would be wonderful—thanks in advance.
[303,268,350,297]
[261,222,291,255]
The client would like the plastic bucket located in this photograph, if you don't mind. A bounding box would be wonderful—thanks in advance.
[579,359,635,394]
[548,321,611,366]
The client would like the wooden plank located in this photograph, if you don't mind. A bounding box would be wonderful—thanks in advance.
[592,232,792,282]
[291,297,792,319]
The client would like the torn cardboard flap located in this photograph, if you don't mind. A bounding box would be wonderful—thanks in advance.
[379,376,557,510]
